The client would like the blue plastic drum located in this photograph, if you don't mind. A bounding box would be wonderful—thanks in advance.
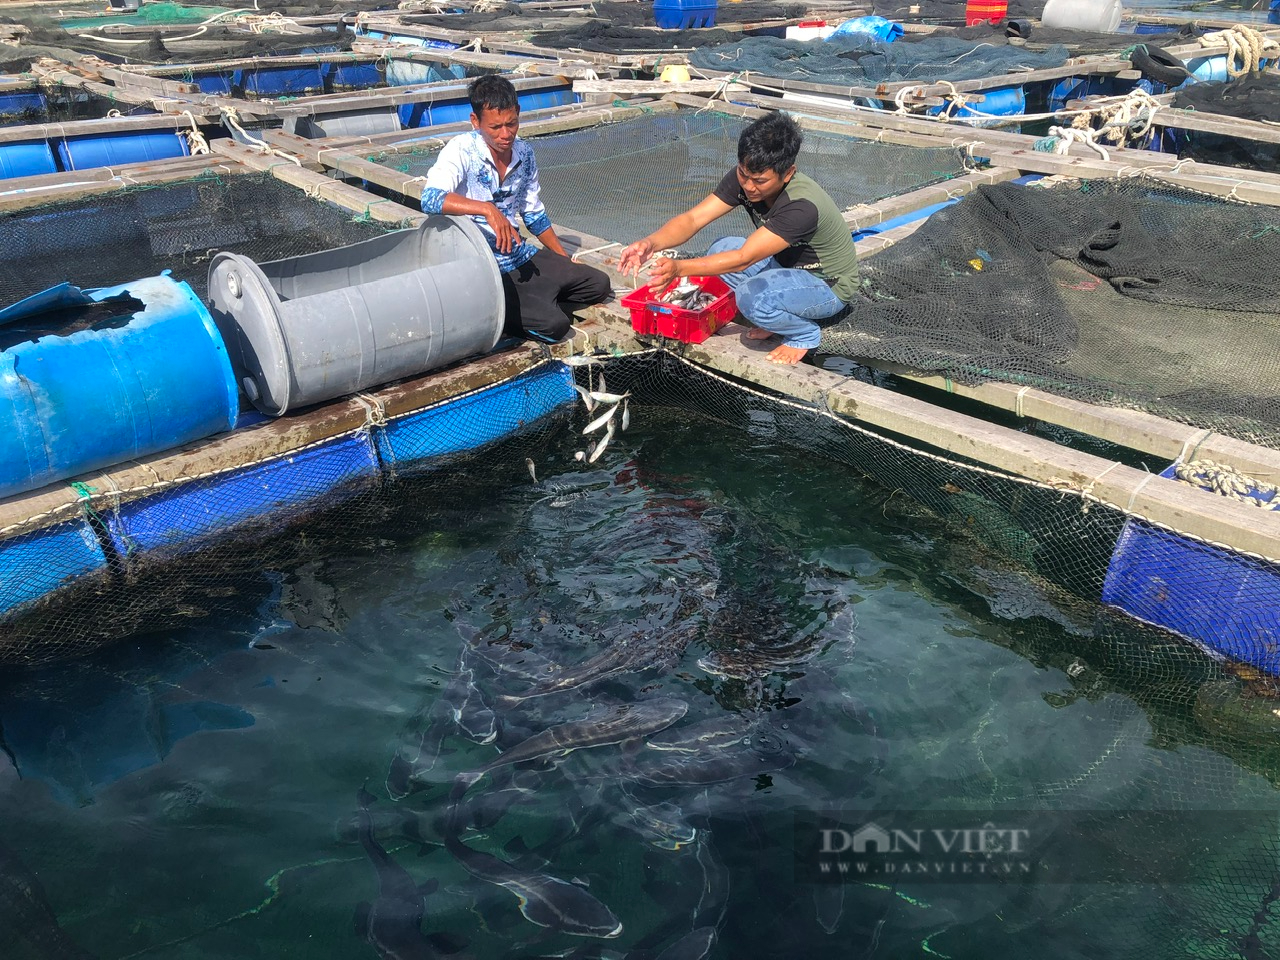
[0,274,239,499]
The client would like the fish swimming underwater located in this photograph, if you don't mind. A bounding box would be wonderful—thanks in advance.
[353,786,438,960]
[452,699,689,798]
[443,817,622,939]
[0,840,96,959]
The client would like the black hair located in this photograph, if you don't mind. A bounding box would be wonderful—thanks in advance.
[737,111,802,175]
[468,74,519,118]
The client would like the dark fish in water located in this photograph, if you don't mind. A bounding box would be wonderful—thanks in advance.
[386,702,453,802]
[386,658,496,801]
[691,830,729,930]
[654,927,717,960]
[0,841,96,959]
[495,623,697,708]
[453,699,688,797]
[623,732,795,787]
[449,666,497,745]
[335,804,439,855]
[353,786,437,959]
[644,716,753,753]
[444,823,622,938]
[454,617,558,684]
[813,883,845,935]
[625,800,697,851]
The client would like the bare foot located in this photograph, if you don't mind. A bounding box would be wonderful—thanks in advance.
[767,344,810,365]
[745,327,775,341]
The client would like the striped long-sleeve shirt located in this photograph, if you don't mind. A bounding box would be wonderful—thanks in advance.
[420,131,552,273]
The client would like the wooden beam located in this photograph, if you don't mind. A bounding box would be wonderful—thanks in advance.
[842,166,1022,231]
[0,155,242,212]
[0,111,210,146]
[209,138,423,225]
[307,99,676,155]
[574,79,746,96]
[859,360,1280,482]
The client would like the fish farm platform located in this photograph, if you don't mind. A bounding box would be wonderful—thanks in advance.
[0,5,1279,676]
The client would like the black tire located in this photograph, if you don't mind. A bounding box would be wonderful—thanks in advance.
[1131,44,1191,86]
[1005,17,1033,39]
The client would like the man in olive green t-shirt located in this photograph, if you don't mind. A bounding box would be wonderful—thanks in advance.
[619,111,858,365]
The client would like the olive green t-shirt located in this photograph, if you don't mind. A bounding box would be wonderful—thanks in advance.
[713,170,860,303]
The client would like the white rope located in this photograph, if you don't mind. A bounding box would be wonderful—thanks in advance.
[933,80,971,120]
[1199,23,1278,78]
[239,11,299,33]
[1124,471,1157,513]
[1045,123,1110,161]
[221,106,302,166]
[354,393,389,428]
[571,240,620,263]
[1175,458,1280,508]
[893,84,925,115]
[73,8,251,45]
[1014,385,1031,419]
[180,109,209,155]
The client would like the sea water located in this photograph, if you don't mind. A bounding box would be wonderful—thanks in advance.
[0,406,1276,960]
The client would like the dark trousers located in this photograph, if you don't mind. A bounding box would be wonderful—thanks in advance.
[502,248,612,343]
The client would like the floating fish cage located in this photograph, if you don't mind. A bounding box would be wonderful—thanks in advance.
[0,85,160,127]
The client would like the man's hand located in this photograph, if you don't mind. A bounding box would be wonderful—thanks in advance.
[485,204,521,253]
[646,256,681,295]
[618,239,655,283]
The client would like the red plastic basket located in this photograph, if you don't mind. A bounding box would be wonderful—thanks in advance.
[620,276,737,344]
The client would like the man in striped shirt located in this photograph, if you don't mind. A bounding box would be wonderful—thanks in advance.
[421,75,611,343]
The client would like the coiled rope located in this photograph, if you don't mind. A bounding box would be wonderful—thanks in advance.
[1175,458,1280,509]
[1198,23,1279,78]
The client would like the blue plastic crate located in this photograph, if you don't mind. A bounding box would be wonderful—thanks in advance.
[654,0,717,29]
[1102,463,1280,675]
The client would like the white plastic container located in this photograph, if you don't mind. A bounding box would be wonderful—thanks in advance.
[786,21,837,40]
[1040,0,1123,32]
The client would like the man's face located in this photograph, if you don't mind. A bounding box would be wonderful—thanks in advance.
[736,163,795,205]
[471,105,520,155]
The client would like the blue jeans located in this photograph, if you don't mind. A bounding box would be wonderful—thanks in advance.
[707,237,846,350]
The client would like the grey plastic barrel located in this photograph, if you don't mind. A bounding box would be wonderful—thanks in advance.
[206,215,504,416]
[284,108,403,140]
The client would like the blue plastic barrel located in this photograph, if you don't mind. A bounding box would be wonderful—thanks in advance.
[654,0,717,28]
[1103,462,1280,676]
[0,141,57,180]
[57,130,187,171]
[0,274,239,499]
[237,65,327,97]
[928,85,1024,126]
[328,60,383,90]
[398,86,575,128]
[0,91,47,122]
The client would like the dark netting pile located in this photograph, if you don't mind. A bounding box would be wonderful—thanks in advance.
[398,5,590,33]
[0,172,396,305]
[688,32,1071,85]
[373,110,972,246]
[14,15,359,66]
[897,19,1196,56]
[531,21,742,52]
[1171,71,1280,172]
[823,177,1280,447]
